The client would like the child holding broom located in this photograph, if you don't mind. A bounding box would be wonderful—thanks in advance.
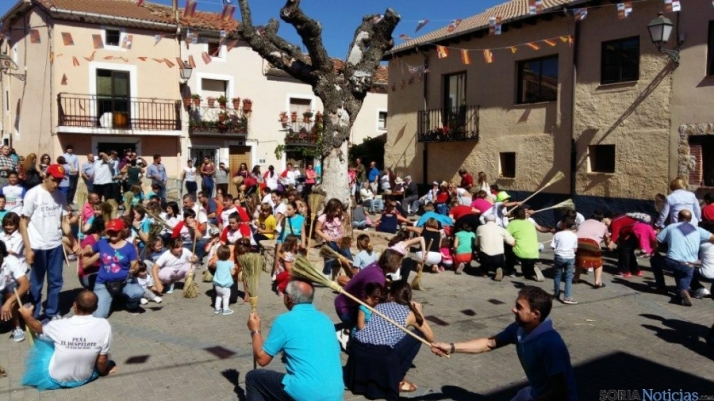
[213,245,236,315]
[315,198,352,279]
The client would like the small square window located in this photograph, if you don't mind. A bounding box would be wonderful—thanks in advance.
[589,145,616,173]
[208,42,221,57]
[105,29,121,47]
[601,37,639,84]
[499,152,516,178]
[378,112,387,130]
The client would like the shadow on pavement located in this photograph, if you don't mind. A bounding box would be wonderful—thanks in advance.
[221,369,246,401]
[640,314,714,360]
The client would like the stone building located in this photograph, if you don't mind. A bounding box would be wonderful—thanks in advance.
[384,0,714,217]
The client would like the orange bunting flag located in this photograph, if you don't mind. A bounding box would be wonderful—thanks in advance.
[227,40,239,52]
[188,55,196,68]
[221,4,236,21]
[399,34,412,41]
[664,0,681,12]
[92,34,103,49]
[103,56,113,60]
[164,58,175,68]
[461,49,471,65]
[30,29,40,43]
[510,46,518,54]
[184,0,197,18]
[447,19,462,33]
[201,52,212,65]
[83,51,96,62]
[436,45,449,59]
[574,8,587,21]
[152,58,164,63]
[50,51,54,65]
[175,58,186,69]
[529,0,543,14]
[61,74,68,85]
[488,17,502,35]
[72,56,79,66]
[526,42,540,51]
[138,56,148,61]
[483,49,494,64]
[617,2,633,19]
[543,39,557,47]
[137,0,144,6]
[61,32,74,46]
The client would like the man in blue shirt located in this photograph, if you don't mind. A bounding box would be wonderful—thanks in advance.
[146,155,167,202]
[367,161,380,193]
[652,209,714,306]
[431,286,577,401]
[246,276,343,401]
[81,154,95,194]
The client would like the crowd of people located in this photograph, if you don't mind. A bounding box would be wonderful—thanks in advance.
[1,143,714,399]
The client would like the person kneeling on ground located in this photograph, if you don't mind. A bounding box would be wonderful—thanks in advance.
[152,238,198,295]
[19,290,118,390]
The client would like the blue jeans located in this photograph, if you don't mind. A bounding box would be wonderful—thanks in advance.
[365,198,383,213]
[651,256,694,293]
[30,246,64,318]
[393,330,424,381]
[93,281,144,318]
[245,370,293,401]
[183,239,207,261]
[553,256,575,298]
[322,241,353,274]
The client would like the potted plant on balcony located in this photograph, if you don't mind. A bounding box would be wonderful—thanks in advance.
[217,95,228,109]
[242,98,253,113]
[315,111,323,124]
[291,111,298,123]
[218,110,229,122]
[279,111,289,124]
[191,94,201,107]
[207,97,216,108]
[302,111,313,123]
[232,97,241,110]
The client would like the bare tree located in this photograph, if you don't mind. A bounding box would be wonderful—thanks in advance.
[237,0,400,206]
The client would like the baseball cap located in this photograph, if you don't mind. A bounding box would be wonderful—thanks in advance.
[276,271,291,293]
[106,219,126,233]
[496,191,511,203]
[46,164,66,180]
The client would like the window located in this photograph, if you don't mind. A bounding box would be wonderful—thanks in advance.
[708,22,714,75]
[443,72,466,127]
[105,29,121,47]
[289,98,312,115]
[201,79,227,101]
[601,37,639,84]
[378,111,387,130]
[499,152,516,178]
[96,69,130,127]
[208,42,221,57]
[589,145,616,173]
[517,56,558,104]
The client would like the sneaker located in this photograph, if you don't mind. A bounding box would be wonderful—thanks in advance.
[336,329,349,352]
[693,288,711,299]
[614,272,632,279]
[140,298,149,305]
[51,314,62,321]
[67,254,77,262]
[152,296,163,304]
[11,328,25,343]
[495,268,503,282]
[586,268,593,274]
[680,290,693,307]
[222,309,235,316]
[553,291,561,300]
[166,284,174,294]
[455,263,465,275]
[563,297,578,305]
[634,271,644,277]
[214,309,222,315]
[533,266,544,282]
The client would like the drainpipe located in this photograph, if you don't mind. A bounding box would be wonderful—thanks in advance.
[569,20,581,200]
[418,48,429,186]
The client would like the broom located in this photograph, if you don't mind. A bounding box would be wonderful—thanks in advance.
[530,199,576,215]
[13,288,33,347]
[291,255,445,354]
[183,235,199,298]
[411,239,434,291]
[237,253,263,312]
[319,245,353,278]
[307,193,325,247]
[507,171,565,214]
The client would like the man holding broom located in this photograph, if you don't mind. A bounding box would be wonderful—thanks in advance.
[246,274,343,401]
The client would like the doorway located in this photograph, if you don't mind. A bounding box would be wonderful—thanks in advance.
[229,146,251,196]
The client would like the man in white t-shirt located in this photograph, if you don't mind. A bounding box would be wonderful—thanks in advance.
[19,290,117,388]
[220,194,237,230]
[2,171,26,214]
[151,239,198,294]
[92,153,114,202]
[20,164,79,319]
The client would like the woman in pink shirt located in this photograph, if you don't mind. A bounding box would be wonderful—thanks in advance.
[470,190,493,214]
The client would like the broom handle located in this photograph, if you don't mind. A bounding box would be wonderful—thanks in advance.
[506,184,550,215]
[307,213,317,248]
[337,287,436,351]
[530,205,559,215]
[13,288,34,346]
[61,244,71,267]
[76,215,84,274]
[416,239,434,272]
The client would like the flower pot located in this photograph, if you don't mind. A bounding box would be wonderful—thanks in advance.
[280,115,289,124]
[207,99,216,108]
[243,103,253,113]
[233,101,241,110]
[219,113,227,122]
[192,98,200,107]
[291,113,298,123]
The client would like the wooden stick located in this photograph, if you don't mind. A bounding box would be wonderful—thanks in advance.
[507,171,565,214]
[307,212,317,248]
[411,239,434,291]
[61,244,71,267]
[13,288,34,346]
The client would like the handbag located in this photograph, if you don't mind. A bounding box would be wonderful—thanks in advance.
[105,279,126,296]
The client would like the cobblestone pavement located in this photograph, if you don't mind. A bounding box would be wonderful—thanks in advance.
[1,233,714,400]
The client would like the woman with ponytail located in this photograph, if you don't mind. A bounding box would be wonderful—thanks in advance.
[352,234,377,272]
[345,281,435,398]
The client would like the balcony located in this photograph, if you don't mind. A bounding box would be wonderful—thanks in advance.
[57,93,181,135]
[283,121,319,147]
[188,104,249,137]
[417,105,480,143]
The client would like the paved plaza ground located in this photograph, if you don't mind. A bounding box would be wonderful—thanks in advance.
[1,232,714,400]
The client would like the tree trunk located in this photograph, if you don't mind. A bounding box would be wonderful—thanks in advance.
[321,140,350,206]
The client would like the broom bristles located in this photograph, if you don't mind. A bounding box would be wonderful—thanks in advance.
[319,245,349,262]
[182,270,199,298]
[544,171,566,187]
[410,239,433,291]
[239,253,264,297]
[531,199,575,215]
[293,256,340,291]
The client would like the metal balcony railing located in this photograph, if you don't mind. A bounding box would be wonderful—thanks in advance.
[58,93,181,131]
[188,104,248,136]
[417,105,480,143]
[282,121,319,147]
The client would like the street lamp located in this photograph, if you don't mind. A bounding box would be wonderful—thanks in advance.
[647,12,680,66]
[180,62,193,82]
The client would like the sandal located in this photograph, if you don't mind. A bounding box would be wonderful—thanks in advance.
[399,380,417,393]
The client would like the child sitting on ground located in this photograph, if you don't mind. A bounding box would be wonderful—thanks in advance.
[551,217,578,305]
[453,223,476,275]
[213,245,236,316]
[356,282,385,331]
[352,203,370,230]
[439,237,453,272]
[352,234,377,273]
[275,234,299,277]
[135,262,162,305]
[0,239,30,343]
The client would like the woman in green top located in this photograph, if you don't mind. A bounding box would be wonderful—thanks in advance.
[122,159,144,188]
[505,207,543,281]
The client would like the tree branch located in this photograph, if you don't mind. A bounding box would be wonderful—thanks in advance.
[280,0,333,75]
[237,0,315,84]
